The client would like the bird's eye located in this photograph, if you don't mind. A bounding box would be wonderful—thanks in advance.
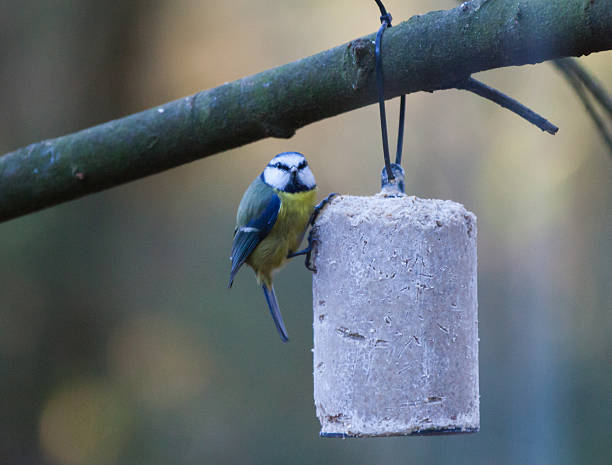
[298,161,307,170]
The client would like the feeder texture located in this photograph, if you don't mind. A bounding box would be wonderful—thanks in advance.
[312,194,479,437]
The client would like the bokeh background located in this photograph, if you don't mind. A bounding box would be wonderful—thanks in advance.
[1,1,611,464]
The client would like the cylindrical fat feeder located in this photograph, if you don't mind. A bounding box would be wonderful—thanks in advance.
[311,194,479,437]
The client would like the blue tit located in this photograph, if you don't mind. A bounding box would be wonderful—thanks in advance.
[229,152,317,342]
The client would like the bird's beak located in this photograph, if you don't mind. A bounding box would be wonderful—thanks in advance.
[291,167,298,178]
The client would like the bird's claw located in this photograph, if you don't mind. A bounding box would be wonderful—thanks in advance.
[289,235,318,271]
[304,240,318,272]
[309,192,338,226]
[288,193,338,272]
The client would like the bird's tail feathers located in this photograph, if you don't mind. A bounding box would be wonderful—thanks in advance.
[262,284,289,343]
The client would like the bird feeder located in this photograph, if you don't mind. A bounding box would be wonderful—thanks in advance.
[311,192,479,437]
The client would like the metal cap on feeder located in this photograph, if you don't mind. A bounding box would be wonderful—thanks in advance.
[381,163,405,196]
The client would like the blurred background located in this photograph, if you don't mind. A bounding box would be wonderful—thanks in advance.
[0,1,611,464]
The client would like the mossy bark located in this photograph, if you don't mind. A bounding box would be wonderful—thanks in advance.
[1,0,611,222]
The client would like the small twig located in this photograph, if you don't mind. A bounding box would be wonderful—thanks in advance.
[455,77,559,135]
[554,61,612,156]
[555,58,612,119]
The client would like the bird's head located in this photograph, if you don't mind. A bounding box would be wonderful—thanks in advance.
[261,152,316,193]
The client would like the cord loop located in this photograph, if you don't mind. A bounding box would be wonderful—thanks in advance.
[374,1,406,191]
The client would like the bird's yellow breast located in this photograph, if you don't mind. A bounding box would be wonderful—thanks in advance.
[247,188,317,285]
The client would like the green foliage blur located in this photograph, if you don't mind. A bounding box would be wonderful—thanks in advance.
[1,1,611,464]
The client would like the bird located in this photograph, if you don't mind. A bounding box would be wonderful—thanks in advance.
[229,151,317,342]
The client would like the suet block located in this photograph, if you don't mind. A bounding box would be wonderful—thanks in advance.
[312,194,479,437]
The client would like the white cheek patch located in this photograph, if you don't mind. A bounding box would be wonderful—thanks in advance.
[263,166,290,190]
[299,166,316,189]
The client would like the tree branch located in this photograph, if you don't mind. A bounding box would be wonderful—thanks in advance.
[554,60,612,156]
[1,0,611,223]
[455,77,559,134]
[555,58,612,120]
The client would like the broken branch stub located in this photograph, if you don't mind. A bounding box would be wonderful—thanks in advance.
[311,194,479,437]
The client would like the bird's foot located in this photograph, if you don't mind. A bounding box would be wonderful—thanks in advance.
[288,236,317,272]
[287,193,338,272]
[287,245,310,259]
[310,192,338,226]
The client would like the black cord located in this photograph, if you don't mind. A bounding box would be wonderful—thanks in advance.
[374,0,392,24]
[396,95,406,165]
[375,19,393,181]
[374,0,406,182]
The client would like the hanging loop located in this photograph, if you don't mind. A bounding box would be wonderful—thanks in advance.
[375,19,393,182]
[374,0,406,193]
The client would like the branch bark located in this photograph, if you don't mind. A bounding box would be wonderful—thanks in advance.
[1,0,611,223]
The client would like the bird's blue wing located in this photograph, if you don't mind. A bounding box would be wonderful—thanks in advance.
[228,192,281,287]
